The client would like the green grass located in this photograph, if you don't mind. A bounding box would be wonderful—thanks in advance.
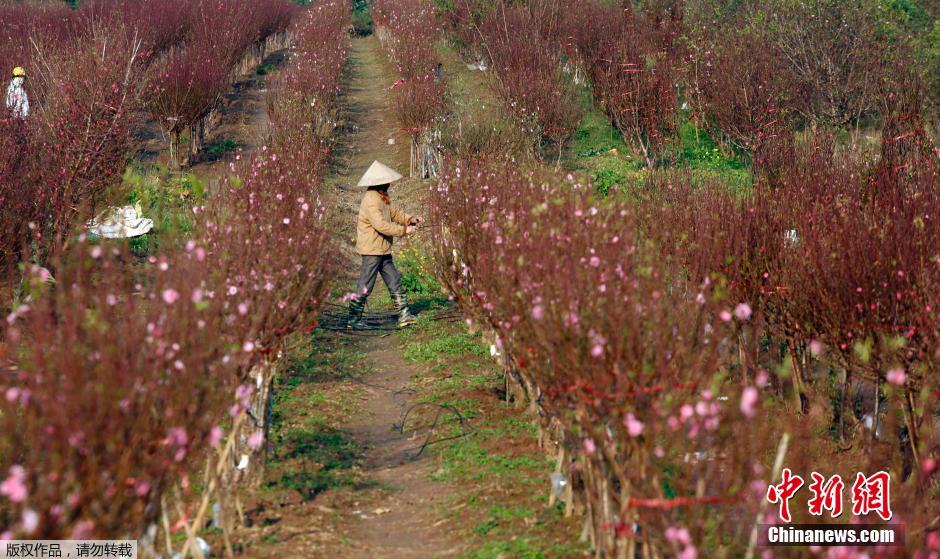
[390,277,587,558]
[564,93,643,195]
[461,537,583,559]
[261,534,279,544]
[589,155,644,196]
[270,426,368,500]
[429,369,494,395]
[675,118,746,172]
[263,330,374,500]
[207,138,238,156]
[351,5,373,37]
[396,246,444,297]
[269,332,369,434]
[430,430,550,483]
[472,505,533,536]
[567,103,632,161]
[280,330,369,386]
[402,330,488,363]
[281,427,362,463]
[564,86,753,194]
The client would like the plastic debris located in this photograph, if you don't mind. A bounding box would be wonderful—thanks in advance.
[196,537,211,556]
[466,59,489,72]
[550,472,568,498]
[86,204,153,239]
[237,454,249,470]
[862,414,885,440]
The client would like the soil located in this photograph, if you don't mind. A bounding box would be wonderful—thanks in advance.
[134,48,290,188]
[326,336,464,558]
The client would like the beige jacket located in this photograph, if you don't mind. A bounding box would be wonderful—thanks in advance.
[356,190,413,255]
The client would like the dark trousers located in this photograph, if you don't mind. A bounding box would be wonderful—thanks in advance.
[355,254,402,300]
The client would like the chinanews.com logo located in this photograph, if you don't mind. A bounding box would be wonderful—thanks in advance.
[759,469,905,547]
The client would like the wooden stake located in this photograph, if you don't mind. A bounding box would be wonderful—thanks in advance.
[745,432,790,559]
[901,388,922,473]
[160,495,174,557]
[787,340,807,413]
[173,487,206,559]
[549,448,565,507]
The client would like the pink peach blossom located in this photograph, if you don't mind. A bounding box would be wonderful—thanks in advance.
[162,289,179,305]
[624,413,644,437]
[21,509,38,534]
[756,369,770,388]
[247,431,264,450]
[885,368,907,385]
[734,303,752,320]
[740,386,759,418]
[209,426,224,448]
[582,438,596,455]
[70,520,94,539]
[0,466,27,503]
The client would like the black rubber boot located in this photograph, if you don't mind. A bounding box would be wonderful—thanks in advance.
[392,291,417,327]
[346,297,367,329]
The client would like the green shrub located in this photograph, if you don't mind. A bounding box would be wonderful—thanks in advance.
[397,246,442,296]
[207,138,237,156]
[351,2,373,36]
[592,164,628,196]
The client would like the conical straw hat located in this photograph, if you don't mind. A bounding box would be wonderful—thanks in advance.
[357,160,403,188]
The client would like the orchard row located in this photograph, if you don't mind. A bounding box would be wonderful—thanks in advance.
[0,2,349,549]
[427,1,939,557]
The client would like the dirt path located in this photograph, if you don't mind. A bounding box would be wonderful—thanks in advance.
[336,335,463,558]
[313,35,461,558]
[229,35,464,559]
[328,36,424,265]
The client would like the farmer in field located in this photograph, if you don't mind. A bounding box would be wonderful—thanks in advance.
[347,160,421,329]
[6,67,29,120]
